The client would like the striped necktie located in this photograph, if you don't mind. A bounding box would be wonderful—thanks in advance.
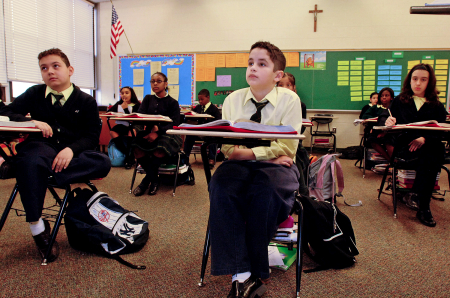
[250,99,269,123]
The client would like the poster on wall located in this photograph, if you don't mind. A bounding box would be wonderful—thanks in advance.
[119,54,195,106]
[300,51,326,70]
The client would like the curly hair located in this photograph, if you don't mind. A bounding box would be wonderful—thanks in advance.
[38,48,70,67]
[399,63,439,105]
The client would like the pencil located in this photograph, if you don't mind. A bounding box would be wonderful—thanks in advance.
[388,109,392,117]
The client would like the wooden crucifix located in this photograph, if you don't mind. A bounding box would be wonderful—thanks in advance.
[309,4,323,32]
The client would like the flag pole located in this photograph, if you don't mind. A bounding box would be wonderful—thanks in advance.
[110,0,133,54]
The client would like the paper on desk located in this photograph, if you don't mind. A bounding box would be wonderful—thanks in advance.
[268,246,284,267]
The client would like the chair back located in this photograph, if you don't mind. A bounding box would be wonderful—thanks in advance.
[313,114,334,124]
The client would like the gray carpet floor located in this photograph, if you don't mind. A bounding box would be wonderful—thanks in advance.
[1,156,450,297]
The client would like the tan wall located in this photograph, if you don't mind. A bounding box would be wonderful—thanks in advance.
[96,0,450,148]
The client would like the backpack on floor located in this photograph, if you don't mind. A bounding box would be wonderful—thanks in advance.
[108,139,126,167]
[308,154,344,203]
[64,188,149,269]
[299,195,359,272]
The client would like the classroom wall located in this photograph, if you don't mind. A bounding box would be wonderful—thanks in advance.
[97,0,450,148]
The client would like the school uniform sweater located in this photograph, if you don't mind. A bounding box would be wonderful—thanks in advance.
[193,102,221,123]
[137,94,180,135]
[108,100,141,113]
[362,105,386,119]
[0,84,100,156]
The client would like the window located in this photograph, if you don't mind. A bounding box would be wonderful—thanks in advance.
[4,0,95,89]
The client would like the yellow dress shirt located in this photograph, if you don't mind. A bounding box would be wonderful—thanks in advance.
[413,96,426,111]
[221,87,302,161]
[45,84,74,106]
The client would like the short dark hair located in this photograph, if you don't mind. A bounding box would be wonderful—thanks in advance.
[120,86,140,104]
[198,89,210,97]
[370,92,378,99]
[378,87,394,100]
[250,41,286,72]
[38,48,70,67]
[399,63,439,104]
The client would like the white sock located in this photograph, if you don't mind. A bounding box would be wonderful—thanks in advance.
[29,218,45,236]
[232,272,251,283]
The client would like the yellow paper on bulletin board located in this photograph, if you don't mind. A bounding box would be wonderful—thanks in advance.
[437,85,446,92]
[436,76,448,81]
[205,54,216,67]
[351,97,362,101]
[196,67,205,81]
[435,70,448,75]
[205,67,215,81]
[408,60,420,67]
[196,55,205,68]
[216,54,226,68]
[337,81,349,86]
[440,92,446,97]
[436,64,449,70]
[226,54,237,68]
[436,81,447,86]
[287,52,300,67]
[436,59,449,64]
[236,53,248,67]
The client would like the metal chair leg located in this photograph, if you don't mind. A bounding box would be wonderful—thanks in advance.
[198,222,211,287]
[378,165,390,200]
[0,183,19,233]
[130,162,138,193]
[295,201,304,298]
[42,185,71,265]
[392,165,398,218]
[172,152,181,197]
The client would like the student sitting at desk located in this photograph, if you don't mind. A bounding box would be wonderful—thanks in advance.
[131,72,182,196]
[359,92,378,119]
[277,72,309,197]
[0,48,111,262]
[363,87,394,161]
[183,89,221,168]
[209,41,301,297]
[107,86,141,168]
[379,63,447,227]
[107,86,141,138]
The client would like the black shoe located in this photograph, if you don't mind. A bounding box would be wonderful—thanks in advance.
[242,276,267,298]
[227,276,267,298]
[132,185,147,196]
[404,193,419,211]
[32,219,59,263]
[148,181,160,196]
[417,209,436,227]
[228,280,245,298]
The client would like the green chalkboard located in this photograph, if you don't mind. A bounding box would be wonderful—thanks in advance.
[196,50,450,110]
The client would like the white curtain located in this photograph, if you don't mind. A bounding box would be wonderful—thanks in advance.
[3,0,95,89]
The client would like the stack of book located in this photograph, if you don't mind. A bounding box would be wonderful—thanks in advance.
[368,149,388,162]
[268,244,297,271]
[272,225,298,242]
[397,169,440,190]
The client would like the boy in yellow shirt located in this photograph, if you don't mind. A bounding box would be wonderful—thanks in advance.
[209,41,302,297]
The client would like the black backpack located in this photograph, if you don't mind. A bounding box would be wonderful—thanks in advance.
[299,196,359,272]
[64,188,149,269]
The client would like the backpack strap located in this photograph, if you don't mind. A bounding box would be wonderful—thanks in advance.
[315,154,334,190]
[113,255,146,270]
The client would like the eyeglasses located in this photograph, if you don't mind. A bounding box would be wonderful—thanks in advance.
[150,80,164,84]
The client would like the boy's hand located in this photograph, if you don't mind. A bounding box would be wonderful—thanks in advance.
[229,145,256,160]
[409,137,425,152]
[385,116,396,126]
[31,120,53,138]
[52,147,74,173]
[266,155,293,167]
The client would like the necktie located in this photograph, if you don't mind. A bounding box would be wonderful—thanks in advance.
[201,105,205,113]
[53,94,64,108]
[250,99,269,123]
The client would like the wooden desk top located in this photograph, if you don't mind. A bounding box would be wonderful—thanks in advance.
[167,129,305,140]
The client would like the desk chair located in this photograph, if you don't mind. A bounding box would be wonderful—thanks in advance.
[0,178,97,265]
[310,114,336,154]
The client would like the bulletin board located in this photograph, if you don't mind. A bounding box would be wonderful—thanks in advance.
[196,50,450,110]
[119,54,195,106]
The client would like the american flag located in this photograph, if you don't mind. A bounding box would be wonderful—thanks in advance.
[110,5,124,59]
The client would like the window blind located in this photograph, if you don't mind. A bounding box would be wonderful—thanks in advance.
[4,0,95,89]
[0,3,8,85]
